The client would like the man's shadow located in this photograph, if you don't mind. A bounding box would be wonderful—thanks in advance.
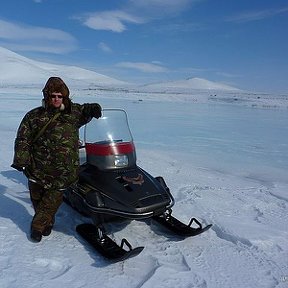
[0,170,32,236]
[0,169,129,266]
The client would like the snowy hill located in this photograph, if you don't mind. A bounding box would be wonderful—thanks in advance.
[0,46,241,93]
[0,46,127,88]
[0,46,287,109]
[141,77,240,92]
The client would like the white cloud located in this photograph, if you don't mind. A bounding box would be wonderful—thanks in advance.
[98,42,112,53]
[79,11,144,32]
[0,19,77,53]
[226,6,288,23]
[77,0,198,32]
[116,61,168,73]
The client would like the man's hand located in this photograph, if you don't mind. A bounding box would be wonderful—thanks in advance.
[92,103,102,119]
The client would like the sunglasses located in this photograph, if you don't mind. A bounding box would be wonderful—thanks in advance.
[50,95,64,99]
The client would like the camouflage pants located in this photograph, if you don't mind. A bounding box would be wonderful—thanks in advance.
[28,181,64,233]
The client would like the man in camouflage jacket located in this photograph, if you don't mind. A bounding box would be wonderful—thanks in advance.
[11,77,102,242]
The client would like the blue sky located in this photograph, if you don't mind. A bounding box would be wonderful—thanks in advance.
[0,0,287,92]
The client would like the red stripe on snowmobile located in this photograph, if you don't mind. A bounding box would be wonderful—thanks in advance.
[85,142,135,156]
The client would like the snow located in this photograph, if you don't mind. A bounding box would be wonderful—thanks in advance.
[1,47,288,287]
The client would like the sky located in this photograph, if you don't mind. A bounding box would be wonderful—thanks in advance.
[0,0,288,92]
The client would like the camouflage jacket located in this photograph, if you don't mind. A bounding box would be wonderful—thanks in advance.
[12,103,99,189]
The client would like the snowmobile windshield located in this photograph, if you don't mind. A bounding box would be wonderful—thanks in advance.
[84,109,133,145]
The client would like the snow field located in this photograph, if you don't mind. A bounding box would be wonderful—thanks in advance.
[0,90,287,288]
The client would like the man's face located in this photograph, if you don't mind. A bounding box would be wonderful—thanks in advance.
[50,92,63,108]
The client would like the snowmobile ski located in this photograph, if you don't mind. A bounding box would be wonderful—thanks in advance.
[76,223,144,262]
[153,211,212,237]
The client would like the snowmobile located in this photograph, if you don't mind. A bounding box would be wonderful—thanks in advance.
[64,108,212,261]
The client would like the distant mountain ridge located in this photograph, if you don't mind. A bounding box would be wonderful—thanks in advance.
[142,77,240,91]
[0,46,126,87]
[0,46,239,91]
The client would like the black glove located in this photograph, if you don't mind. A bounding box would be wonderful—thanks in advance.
[92,103,102,119]
[11,164,24,172]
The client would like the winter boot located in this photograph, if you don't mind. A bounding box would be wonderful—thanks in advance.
[30,229,42,242]
[42,224,53,236]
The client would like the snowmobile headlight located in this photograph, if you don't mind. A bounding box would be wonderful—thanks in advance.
[114,155,129,167]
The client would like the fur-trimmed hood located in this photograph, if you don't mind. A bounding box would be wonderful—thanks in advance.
[41,77,71,112]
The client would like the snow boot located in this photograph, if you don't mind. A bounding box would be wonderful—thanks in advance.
[42,225,53,236]
[30,229,42,242]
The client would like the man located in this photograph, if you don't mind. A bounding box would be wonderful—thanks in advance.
[11,77,102,242]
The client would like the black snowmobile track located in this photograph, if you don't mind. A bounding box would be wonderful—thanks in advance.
[153,214,212,237]
[76,223,144,262]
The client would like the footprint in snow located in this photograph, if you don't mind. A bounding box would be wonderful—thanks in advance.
[32,258,72,279]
